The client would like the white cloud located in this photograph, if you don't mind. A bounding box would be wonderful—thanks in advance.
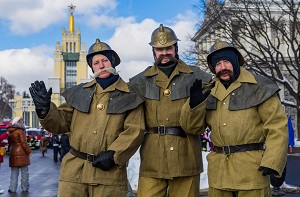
[0,46,53,94]
[0,0,119,35]
[109,11,198,81]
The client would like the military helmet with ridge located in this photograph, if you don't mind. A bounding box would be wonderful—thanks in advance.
[86,39,121,67]
[149,24,180,48]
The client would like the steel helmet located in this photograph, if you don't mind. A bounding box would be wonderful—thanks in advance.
[207,40,244,73]
[149,24,180,48]
[86,39,121,67]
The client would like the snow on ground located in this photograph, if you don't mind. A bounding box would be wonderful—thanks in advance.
[127,149,209,191]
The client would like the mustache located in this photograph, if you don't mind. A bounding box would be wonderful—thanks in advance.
[90,67,118,79]
[154,54,178,65]
[216,69,235,80]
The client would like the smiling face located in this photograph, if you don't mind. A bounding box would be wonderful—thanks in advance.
[92,54,112,79]
[215,60,234,81]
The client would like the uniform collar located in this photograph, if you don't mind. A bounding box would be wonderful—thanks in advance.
[211,67,257,100]
[144,59,193,77]
[83,78,129,93]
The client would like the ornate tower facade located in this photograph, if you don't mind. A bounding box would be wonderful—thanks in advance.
[49,4,88,106]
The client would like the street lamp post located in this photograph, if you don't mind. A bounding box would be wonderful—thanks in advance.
[8,99,15,120]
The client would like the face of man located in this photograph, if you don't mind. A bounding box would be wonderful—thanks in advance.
[92,54,112,79]
[154,45,176,64]
[215,60,234,81]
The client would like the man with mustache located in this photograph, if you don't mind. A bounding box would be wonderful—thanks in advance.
[29,39,145,197]
[129,24,211,196]
[180,40,288,197]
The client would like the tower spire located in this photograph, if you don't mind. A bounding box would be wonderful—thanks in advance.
[68,4,76,33]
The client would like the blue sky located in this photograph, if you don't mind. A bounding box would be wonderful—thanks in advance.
[0,0,201,93]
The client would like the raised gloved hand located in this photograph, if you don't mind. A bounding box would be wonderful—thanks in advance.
[92,150,115,171]
[258,166,278,176]
[29,81,52,118]
[189,79,211,108]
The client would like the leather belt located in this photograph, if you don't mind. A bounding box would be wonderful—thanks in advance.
[213,143,264,156]
[69,147,95,162]
[145,126,187,138]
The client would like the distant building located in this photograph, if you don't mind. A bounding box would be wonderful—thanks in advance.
[50,3,89,106]
[11,4,89,127]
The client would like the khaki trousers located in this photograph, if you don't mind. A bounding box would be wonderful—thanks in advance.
[137,175,200,197]
[57,181,127,197]
[208,186,272,197]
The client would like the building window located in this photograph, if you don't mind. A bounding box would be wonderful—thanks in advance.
[66,42,68,52]
[70,42,72,52]
[65,61,77,89]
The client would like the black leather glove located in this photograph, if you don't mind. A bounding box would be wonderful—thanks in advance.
[189,79,211,108]
[258,166,278,176]
[92,151,115,171]
[29,81,52,119]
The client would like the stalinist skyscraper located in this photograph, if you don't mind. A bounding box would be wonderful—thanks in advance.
[49,4,89,106]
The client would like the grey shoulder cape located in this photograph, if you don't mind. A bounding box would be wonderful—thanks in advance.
[61,83,144,114]
[129,65,212,101]
[206,75,280,110]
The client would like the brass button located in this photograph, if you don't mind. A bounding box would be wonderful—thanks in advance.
[93,131,97,134]
[164,89,171,96]
[232,92,235,96]
[97,104,105,110]
[223,123,227,126]
[166,118,169,121]
[170,147,174,151]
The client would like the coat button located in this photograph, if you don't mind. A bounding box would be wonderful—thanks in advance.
[97,104,105,110]
[93,131,97,134]
[232,92,235,96]
[223,123,227,126]
[163,89,171,96]
[166,118,169,121]
[170,147,174,151]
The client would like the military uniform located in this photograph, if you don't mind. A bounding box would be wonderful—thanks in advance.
[40,79,145,197]
[130,60,211,196]
[180,68,288,196]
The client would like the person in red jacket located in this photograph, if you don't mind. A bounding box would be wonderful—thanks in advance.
[0,130,9,194]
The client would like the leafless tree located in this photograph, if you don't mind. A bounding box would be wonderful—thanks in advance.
[190,0,300,139]
[0,76,16,120]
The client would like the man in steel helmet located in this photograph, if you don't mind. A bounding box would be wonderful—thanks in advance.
[129,24,211,196]
[29,39,145,197]
[180,40,288,197]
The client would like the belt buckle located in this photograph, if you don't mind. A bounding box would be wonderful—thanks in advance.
[87,153,95,162]
[158,125,166,135]
[222,145,231,156]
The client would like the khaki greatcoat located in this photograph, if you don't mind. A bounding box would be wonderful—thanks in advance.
[129,60,211,178]
[40,78,145,186]
[180,68,288,190]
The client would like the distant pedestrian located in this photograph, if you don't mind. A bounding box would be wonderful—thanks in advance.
[52,134,60,162]
[0,130,9,194]
[7,117,32,193]
[39,135,49,157]
[59,133,70,161]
